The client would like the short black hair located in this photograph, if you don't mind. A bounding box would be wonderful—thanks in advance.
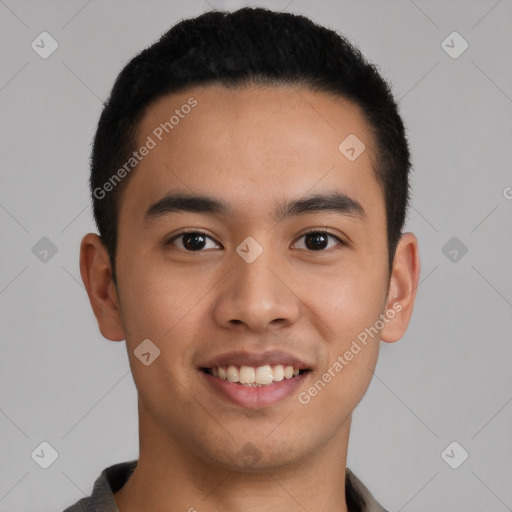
[90,6,411,284]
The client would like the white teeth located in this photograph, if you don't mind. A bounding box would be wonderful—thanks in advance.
[227,365,239,383]
[284,366,294,379]
[208,364,305,386]
[255,365,273,385]
[272,365,284,382]
[239,366,255,384]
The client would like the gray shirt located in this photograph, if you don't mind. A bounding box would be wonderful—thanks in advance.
[63,459,389,512]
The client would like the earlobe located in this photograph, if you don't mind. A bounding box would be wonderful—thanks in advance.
[380,232,421,343]
[79,233,125,342]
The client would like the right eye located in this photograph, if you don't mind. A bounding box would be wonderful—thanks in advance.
[166,231,222,252]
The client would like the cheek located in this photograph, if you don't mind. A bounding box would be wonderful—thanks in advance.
[310,260,388,344]
[298,274,383,423]
[116,246,211,345]
[117,254,208,397]
[301,254,386,392]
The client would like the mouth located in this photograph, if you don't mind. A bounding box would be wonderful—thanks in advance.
[201,365,311,387]
[198,351,313,408]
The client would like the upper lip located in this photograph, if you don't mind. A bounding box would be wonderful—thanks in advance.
[199,350,312,370]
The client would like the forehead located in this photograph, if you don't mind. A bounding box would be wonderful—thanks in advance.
[121,84,384,224]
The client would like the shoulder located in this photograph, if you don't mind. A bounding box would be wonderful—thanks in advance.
[62,460,138,512]
[346,467,390,512]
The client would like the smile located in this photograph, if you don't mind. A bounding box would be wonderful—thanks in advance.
[202,364,310,386]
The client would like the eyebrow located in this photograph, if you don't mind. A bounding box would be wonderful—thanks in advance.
[144,191,366,222]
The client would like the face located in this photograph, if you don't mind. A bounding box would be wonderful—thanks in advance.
[82,84,419,472]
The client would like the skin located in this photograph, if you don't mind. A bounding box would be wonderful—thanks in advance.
[80,84,420,512]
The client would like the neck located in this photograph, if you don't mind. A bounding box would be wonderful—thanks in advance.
[114,403,352,512]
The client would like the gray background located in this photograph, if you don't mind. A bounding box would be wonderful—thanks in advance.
[1,0,511,510]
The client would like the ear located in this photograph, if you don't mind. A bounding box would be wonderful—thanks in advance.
[380,232,421,343]
[79,233,125,341]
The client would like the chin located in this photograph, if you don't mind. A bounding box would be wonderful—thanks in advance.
[203,436,306,473]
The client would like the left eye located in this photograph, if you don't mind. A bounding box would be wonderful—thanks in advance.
[293,231,343,251]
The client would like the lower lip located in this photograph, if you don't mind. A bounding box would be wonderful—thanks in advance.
[200,370,309,409]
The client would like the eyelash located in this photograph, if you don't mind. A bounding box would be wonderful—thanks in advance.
[166,228,345,252]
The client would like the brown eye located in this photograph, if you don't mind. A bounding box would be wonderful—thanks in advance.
[294,231,343,251]
[167,232,221,251]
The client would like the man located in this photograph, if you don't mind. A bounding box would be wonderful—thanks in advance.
[66,6,420,512]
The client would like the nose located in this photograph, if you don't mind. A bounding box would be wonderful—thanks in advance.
[212,244,301,333]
